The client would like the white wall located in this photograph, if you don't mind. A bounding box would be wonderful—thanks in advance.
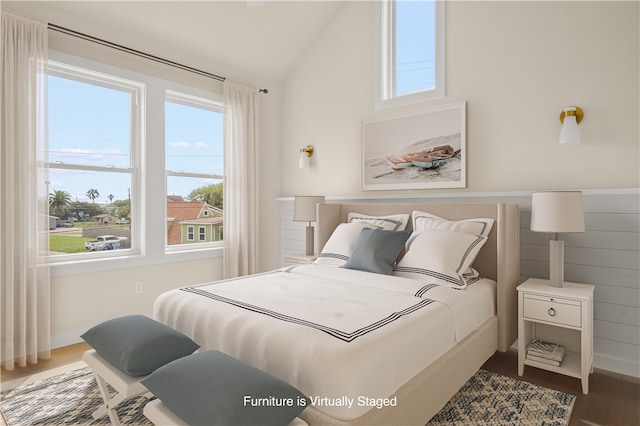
[280,1,639,196]
[278,1,640,378]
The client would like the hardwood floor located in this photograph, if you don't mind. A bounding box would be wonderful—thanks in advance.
[0,342,91,384]
[1,344,638,425]
[481,350,640,426]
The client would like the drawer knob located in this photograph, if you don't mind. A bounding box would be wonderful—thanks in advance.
[548,307,556,317]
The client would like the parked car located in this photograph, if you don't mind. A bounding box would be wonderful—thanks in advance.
[84,235,127,251]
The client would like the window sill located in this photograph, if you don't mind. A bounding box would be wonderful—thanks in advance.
[50,246,223,277]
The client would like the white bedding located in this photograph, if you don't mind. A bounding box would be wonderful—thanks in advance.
[153,264,496,420]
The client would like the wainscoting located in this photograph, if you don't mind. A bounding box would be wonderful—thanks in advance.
[278,189,640,378]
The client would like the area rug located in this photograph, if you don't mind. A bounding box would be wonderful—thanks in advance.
[0,367,151,425]
[1,367,574,425]
[428,369,576,426]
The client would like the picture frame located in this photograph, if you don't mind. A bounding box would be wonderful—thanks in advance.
[362,101,466,191]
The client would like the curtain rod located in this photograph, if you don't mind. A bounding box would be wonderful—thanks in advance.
[47,23,268,94]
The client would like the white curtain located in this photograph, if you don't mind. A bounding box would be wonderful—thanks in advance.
[1,10,50,369]
[223,80,259,279]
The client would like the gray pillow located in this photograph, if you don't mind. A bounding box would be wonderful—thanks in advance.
[341,228,412,275]
[81,315,199,376]
[142,350,310,426]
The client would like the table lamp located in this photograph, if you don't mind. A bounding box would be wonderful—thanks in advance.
[293,196,325,256]
[531,191,585,287]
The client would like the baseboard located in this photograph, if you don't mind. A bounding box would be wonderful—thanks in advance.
[593,354,640,381]
[50,332,84,350]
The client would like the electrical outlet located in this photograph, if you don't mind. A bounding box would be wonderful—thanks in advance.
[135,281,143,294]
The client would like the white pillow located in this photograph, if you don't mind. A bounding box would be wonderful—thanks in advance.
[314,222,375,266]
[412,211,494,236]
[348,212,409,231]
[393,230,488,289]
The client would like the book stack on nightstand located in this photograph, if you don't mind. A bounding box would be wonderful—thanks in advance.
[526,339,566,367]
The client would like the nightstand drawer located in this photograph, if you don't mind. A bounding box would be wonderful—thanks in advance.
[523,294,581,327]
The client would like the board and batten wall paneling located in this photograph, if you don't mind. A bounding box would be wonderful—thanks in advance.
[279,190,640,378]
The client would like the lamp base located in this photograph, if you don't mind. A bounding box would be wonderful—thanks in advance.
[549,239,564,288]
[305,225,314,256]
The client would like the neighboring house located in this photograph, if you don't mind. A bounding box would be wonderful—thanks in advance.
[166,198,223,245]
[93,214,117,225]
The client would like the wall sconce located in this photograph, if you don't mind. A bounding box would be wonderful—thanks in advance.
[299,145,314,168]
[559,106,583,145]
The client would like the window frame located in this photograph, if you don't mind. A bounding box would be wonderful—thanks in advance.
[375,0,445,110]
[45,59,144,263]
[164,90,225,253]
[46,50,224,277]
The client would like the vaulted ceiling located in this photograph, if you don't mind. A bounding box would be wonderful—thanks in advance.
[5,1,345,82]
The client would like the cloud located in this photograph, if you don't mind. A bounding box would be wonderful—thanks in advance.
[168,141,190,147]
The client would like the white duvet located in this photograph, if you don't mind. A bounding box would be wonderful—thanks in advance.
[153,264,495,420]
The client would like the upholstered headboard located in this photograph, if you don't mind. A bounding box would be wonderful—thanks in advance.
[315,202,520,352]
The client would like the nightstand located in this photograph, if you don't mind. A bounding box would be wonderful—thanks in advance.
[284,253,316,266]
[517,278,594,394]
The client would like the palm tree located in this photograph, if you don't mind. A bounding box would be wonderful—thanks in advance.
[49,189,71,217]
[86,188,100,203]
[108,194,114,204]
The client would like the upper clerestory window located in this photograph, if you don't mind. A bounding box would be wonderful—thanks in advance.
[375,0,445,109]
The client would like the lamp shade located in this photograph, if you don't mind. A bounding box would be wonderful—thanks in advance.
[531,191,585,233]
[299,152,310,168]
[559,107,581,145]
[293,196,325,222]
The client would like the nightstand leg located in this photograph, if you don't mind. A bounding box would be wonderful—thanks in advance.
[581,376,589,394]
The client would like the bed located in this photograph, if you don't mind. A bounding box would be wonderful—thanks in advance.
[153,202,520,425]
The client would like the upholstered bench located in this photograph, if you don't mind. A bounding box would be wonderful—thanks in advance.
[82,349,151,425]
[80,315,200,426]
[143,400,310,426]
[141,350,310,426]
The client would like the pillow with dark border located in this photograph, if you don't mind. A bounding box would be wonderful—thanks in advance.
[81,315,199,376]
[341,228,412,275]
[393,230,487,289]
[142,350,310,426]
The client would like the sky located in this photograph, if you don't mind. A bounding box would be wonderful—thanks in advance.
[47,75,223,205]
[395,0,436,95]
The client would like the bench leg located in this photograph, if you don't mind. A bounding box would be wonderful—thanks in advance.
[91,372,123,426]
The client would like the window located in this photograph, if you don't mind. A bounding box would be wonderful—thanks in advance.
[376,0,444,109]
[45,61,142,260]
[165,91,224,249]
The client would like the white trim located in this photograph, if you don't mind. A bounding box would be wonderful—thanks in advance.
[277,188,640,202]
[45,57,145,262]
[50,246,222,277]
[375,0,445,110]
[45,50,225,276]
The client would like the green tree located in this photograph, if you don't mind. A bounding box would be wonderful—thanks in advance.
[49,189,71,217]
[68,201,106,221]
[107,194,114,204]
[86,188,100,203]
[188,183,223,209]
[112,199,131,221]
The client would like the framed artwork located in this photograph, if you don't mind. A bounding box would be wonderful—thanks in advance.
[362,101,466,191]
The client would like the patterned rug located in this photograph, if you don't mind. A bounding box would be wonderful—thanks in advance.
[428,369,575,426]
[1,367,574,425]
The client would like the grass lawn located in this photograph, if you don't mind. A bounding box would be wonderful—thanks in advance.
[50,235,93,254]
